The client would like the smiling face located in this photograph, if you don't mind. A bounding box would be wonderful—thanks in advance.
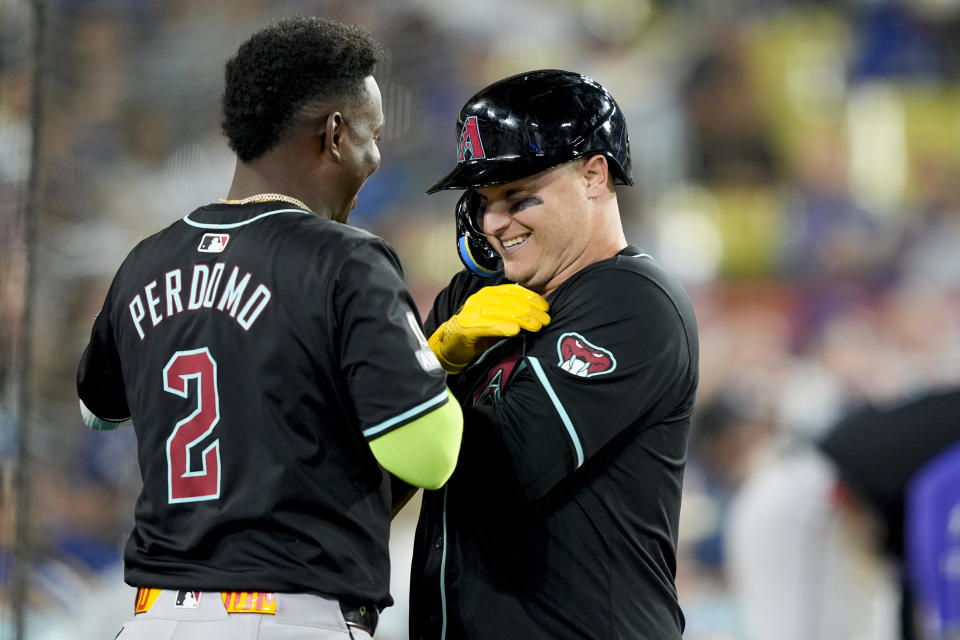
[334,75,384,222]
[476,157,618,296]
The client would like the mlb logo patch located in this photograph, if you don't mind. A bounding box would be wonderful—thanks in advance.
[175,590,201,608]
[198,233,229,253]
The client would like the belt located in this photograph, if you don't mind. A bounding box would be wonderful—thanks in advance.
[339,600,379,636]
[134,588,378,633]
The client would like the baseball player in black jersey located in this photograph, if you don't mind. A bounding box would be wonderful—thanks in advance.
[76,17,463,640]
[399,70,700,639]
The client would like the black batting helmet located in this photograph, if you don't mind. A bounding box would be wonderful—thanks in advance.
[428,69,633,277]
[427,69,633,193]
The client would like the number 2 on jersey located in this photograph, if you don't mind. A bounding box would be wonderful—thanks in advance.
[163,347,221,503]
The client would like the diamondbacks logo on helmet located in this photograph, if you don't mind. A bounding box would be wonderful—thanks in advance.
[457,115,486,162]
[557,332,616,377]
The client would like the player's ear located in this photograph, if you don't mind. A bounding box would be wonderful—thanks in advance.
[582,155,609,199]
[319,112,344,161]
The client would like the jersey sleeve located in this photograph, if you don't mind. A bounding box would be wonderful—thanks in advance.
[333,239,450,440]
[76,276,132,430]
[454,266,698,503]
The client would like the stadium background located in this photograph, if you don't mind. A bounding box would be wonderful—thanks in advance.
[2,0,960,638]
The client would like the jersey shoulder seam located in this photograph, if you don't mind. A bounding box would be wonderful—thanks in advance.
[557,259,697,362]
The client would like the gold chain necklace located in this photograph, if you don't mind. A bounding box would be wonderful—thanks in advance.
[219,192,312,212]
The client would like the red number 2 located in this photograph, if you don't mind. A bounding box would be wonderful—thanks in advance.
[163,348,221,503]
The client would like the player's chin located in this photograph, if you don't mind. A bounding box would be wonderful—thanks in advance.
[504,265,538,290]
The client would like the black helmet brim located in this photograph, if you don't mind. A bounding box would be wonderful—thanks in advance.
[426,151,633,194]
[426,156,566,194]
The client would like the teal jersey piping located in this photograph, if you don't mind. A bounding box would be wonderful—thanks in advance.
[528,356,585,468]
[362,389,449,438]
[183,207,311,229]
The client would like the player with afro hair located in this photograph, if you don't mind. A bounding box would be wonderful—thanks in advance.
[222,16,384,163]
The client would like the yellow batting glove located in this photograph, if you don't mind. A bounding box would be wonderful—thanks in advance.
[428,284,551,374]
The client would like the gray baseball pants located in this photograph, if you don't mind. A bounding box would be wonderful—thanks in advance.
[115,590,375,640]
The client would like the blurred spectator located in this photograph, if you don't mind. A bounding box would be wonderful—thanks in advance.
[848,2,960,83]
[683,26,782,187]
[897,158,960,290]
[778,127,895,284]
[728,388,960,640]
[687,390,777,570]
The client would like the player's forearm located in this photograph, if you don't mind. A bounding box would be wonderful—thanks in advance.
[450,404,574,507]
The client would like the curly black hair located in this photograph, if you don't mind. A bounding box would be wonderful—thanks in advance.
[222,16,384,163]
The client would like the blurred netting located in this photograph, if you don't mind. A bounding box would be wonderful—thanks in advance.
[3,1,960,639]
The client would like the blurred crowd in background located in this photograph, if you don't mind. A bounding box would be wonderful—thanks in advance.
[2,0,960,638]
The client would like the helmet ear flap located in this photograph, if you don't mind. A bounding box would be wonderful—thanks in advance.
[455,190,500,277]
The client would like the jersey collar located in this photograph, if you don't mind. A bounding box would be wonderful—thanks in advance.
[183,203,312,230]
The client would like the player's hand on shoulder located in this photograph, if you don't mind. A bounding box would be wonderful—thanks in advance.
[428,284,550,374]
[457,284,550,333]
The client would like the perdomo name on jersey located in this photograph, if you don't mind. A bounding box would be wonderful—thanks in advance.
[128,263,271,340]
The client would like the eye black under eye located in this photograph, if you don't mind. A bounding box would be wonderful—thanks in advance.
[510,197,540,213]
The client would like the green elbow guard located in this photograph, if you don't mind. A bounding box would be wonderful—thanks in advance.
[369,389,463,489]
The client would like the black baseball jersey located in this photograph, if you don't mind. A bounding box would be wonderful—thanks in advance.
[77,202,448,609]
[408,247,699,639]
